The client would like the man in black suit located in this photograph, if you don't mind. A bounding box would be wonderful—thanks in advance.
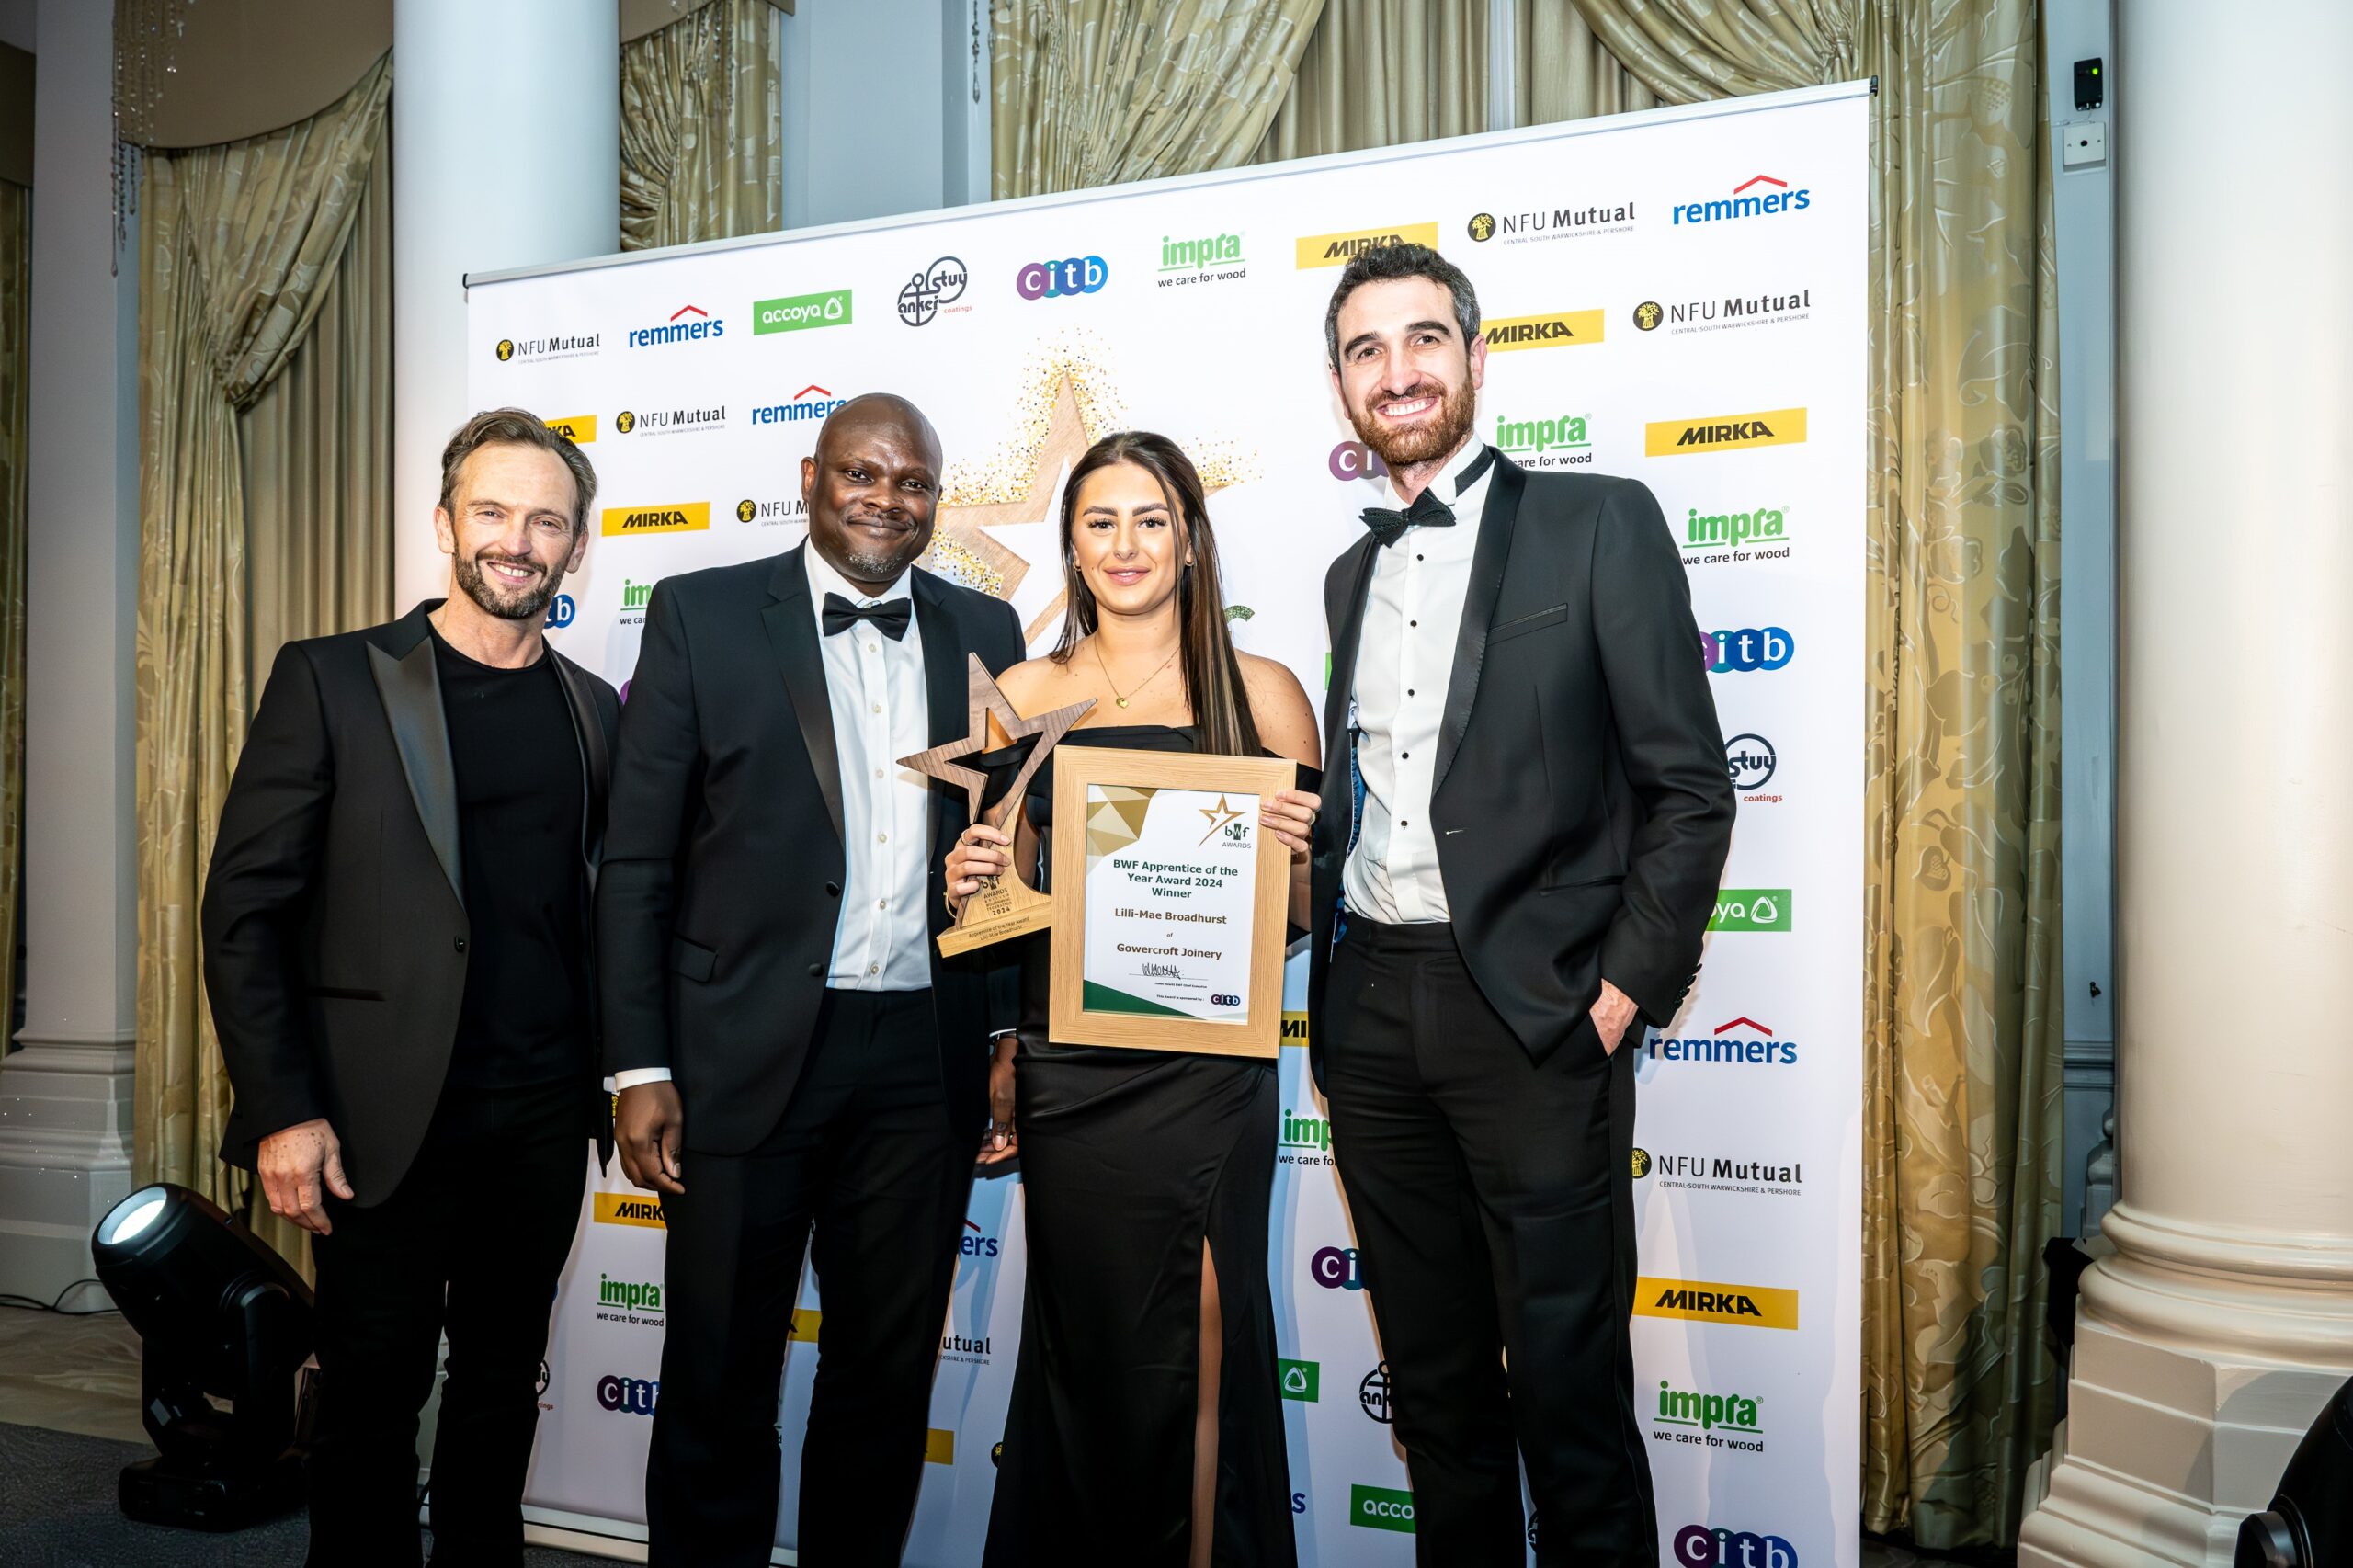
[1307,244,1736,1566]
[203,408,620,1568]
[598,393,1022,1567]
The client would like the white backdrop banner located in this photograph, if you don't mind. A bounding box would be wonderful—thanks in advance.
[466,79,1869,1568]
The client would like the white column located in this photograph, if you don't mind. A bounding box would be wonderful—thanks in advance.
[2018,2,2353,1562]
[390,0,620,609]
[0,0,142,1310]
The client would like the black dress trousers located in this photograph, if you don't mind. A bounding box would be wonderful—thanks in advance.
[645,988,973,1568]
[1323,918,1654,1567]
[306,1074,589,1568]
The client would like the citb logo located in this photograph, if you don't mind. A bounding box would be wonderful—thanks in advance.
[596,1374,659,1415]
[1016,256,1108,300]
[1674,1524,1799,1566]
[543,594,575,630]
[1310,1245,1364,1290]
[1705,627,1794,672]
[1329,441,1386,481]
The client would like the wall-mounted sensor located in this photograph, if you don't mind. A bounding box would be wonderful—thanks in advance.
[2075,57,2103,112]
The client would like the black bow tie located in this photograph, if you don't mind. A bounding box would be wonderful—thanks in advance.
[823,593,912,641]
[1358,446,1495,547]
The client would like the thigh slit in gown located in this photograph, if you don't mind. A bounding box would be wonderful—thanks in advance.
[983,725,1303,1568]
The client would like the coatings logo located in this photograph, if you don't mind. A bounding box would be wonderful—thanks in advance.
[1675,1524,1800,1566]
[494,331,600,363]
[1636,1146,1805,1198]
[753,289,852,335]
[1158,230,1247,288]
[1635,1277,1801,1331]
[1651,1015,1798,1065]
[601,502,710,539]
[594,1193,665,1228]
[597,1374,659,1415]
[1278,1358,1320,1402]
[1684,503,1790,562]
[1724,733,1777,790]
[543,594,576,630]
[1358,1362,1393,1424]
[1328,441,1387,482]
[1016,256,1108,300]
[1350,1483,1416,1533]
[1673,172,1812,226]
[1310,1244,1365,1291]
[1466,200,1636,244]
[1492,412,1593,469]
[1648,408,1807,456]
[1294,222,1439,267]
[1482,309,1605,353]
[736,495,808,527]
[751,384,847,426]
[1705,627,1794,672]
[1709,885,1794,931]
[628,303,725,348]
[542,415,597,444]
[898,257,969,325]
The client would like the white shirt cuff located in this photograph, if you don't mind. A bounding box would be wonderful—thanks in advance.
[611,1068,674,1091]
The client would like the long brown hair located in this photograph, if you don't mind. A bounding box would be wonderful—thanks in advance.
[1052,431,1261,757]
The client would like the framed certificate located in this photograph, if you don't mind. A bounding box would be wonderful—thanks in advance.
[1047,746,1295,1057]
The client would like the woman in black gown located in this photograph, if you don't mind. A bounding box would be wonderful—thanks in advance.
[946,432,1322,1568]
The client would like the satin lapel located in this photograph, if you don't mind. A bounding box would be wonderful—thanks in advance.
[910,574,966,855]
[1324,536,1380,772]
[549,653,611,879]
[763,547,846,846]
[367,637,464,908]
[1433,458,1527,791]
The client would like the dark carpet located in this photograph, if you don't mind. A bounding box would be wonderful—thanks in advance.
[0,1423,620,1567]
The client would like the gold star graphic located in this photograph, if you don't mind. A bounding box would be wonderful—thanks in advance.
[899,653,1095,837]
[1197,793,1245,846]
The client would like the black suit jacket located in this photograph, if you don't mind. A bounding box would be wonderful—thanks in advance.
[1309,455,1735,1081]
[595,547,1025,1153]
[202,601,620,1204]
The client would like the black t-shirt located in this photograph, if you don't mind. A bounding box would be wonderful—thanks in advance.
[429,624,588,1087]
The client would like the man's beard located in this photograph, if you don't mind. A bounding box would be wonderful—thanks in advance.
[453,550,565,621]
[827,517,927,583]
[1348,375,1478,471]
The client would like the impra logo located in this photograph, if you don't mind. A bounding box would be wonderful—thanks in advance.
[1482,309,1605,353]
[1634,1276,1800,1330]
[1647,408,1807,456]
[600,502,710,538]
[1294,222,1439,267]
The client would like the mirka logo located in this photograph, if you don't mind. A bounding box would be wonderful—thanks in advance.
[926,1428,956,1465]
[601,502,710,538]
[543,415,597,444]
[1482,309,1605,353]
[736,495,808,527]
[628,302,725,349]
[1645,408,1806,457]
[1280,1010,1309,1048]
[494,330,601,364]
[1294,222,1439,268]
[594,1193,666,1229]
[1635,1277,1799,1330]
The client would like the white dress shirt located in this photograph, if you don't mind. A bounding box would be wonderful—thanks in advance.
[612,547,938,1092]
[1342,437,1495,925]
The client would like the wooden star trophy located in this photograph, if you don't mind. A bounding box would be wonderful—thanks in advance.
[901,654,1094,956]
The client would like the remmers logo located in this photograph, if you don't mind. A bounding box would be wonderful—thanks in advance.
[1674,1524,1800,1566]
[1635,1277,1801,1331]
[1293,222,1439,268]
[1016,256,1108,300]
[1651,1014,1798,1065]
[1648,408,1807,457]
[751,384,847,426]
[1704,627,1794,673]
[1492,412,1593,469]
[1310,1244,1365,1290]
[1482,310,1604,353]
[1350,1484,1415,1533]
[755,289,852,335]
[1672,173,1812,226]
[628,303,725,349]
[961,1219,1001,1258]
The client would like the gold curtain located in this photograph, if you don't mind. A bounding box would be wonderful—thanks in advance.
[621,0,784,250]
[1551,0,2064,1545]
[1253,0,1486,162]
[0,179,28,1048]
[990,0,1325,199]
[1516,4,1657,123]
[134,54,392,1277]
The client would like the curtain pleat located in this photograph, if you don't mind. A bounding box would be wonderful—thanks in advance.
[990,0,1325,198]
[134,54,392,1278]
[621,0,784,250]
[0,179,28,1048]
[1254,0,1487,161]
[1518,4,1659,122]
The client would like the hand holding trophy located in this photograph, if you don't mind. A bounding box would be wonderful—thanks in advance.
[902,653,1093,955]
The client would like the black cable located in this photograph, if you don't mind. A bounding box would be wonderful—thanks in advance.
[0,1277,117,1315]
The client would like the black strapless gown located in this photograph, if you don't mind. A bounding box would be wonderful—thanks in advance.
[983,725,1302,1568]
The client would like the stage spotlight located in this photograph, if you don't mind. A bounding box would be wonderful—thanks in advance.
[91,1182,316,1529]
[2236,1372,2353,1568]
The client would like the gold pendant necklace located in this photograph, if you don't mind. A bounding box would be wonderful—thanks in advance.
[1094,637,1179,710]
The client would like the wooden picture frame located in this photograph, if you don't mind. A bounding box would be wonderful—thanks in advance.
[1047,746,1294,1058]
